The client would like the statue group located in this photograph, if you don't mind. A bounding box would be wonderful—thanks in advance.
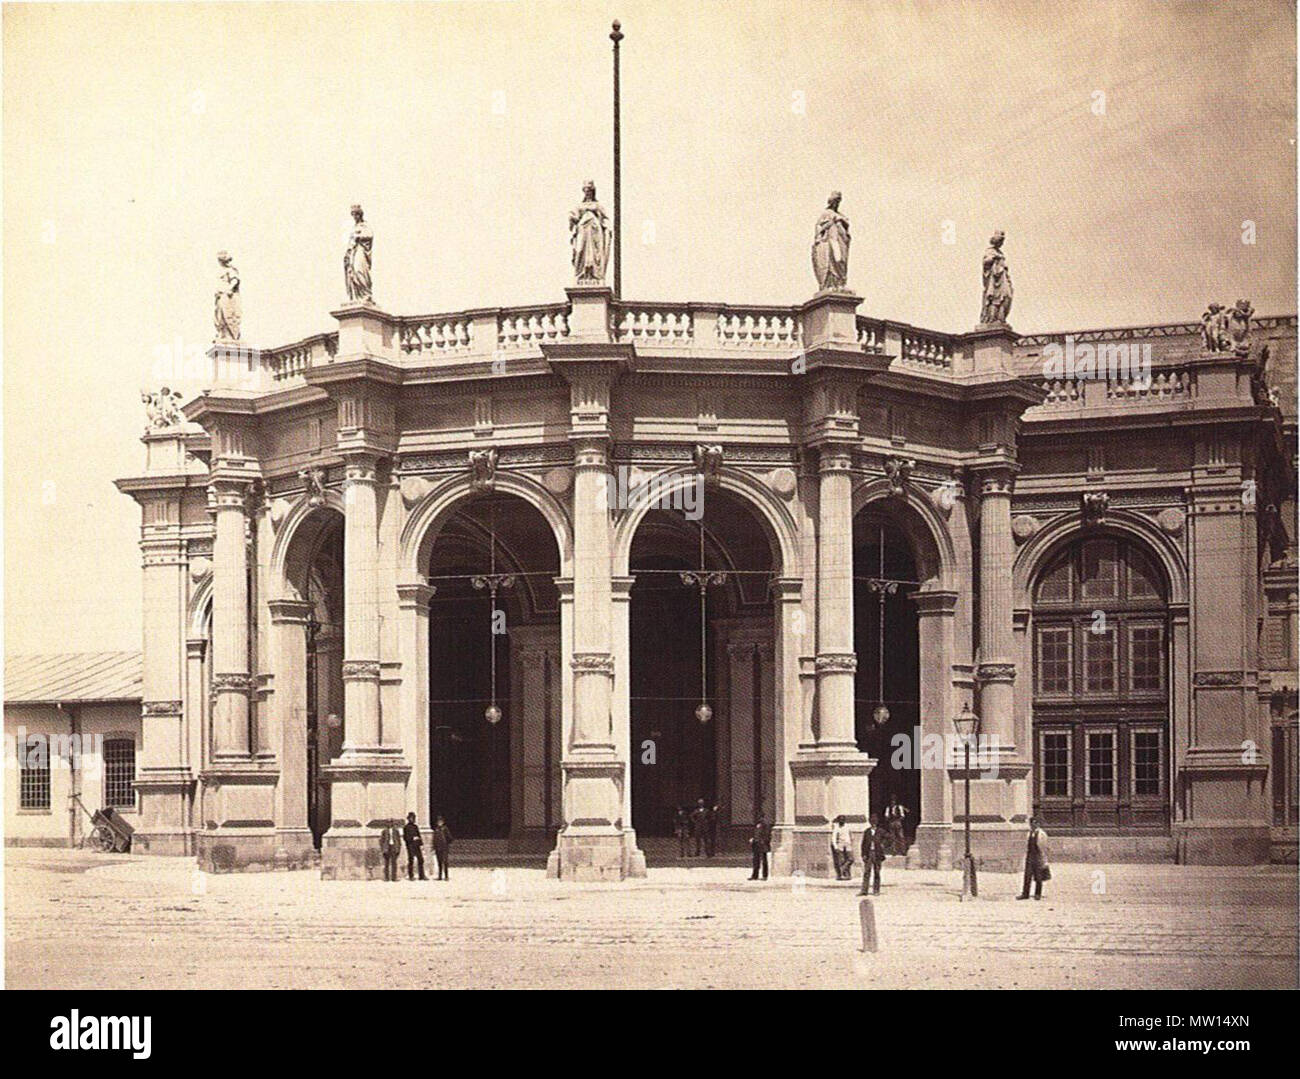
[811,191,851,291]
[1201,299,1254,355]
[979,230,1013,325]
[569,181,611,284]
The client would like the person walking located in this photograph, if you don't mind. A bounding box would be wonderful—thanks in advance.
[674,805,691,858]
[859,813,886,895]
[402,811,427,881]
[431,815,452,881]
[690,798,708,857]
[379,819,402,882]
[748,819,771,880]
[1017,816,1050,900]
[830,815,853,880]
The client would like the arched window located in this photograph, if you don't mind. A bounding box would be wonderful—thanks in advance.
[103,738,136,809]
[1031,536,1170,833]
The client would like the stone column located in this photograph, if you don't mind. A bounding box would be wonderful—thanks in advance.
[396,582,435,826]
[814,445,858,747]
[268,598,313,865]
[914,589,958,869]
[976,467,1017,752]
[211,478,253,759]
[342,453,383,751]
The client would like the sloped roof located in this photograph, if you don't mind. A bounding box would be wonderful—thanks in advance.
[3,652,143,705]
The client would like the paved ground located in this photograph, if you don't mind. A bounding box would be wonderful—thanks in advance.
[5,848,1296,989]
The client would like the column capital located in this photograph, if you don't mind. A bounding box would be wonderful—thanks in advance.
[976,661,1016,685]
[914,589,959,616]
[341,451,384,486]
[395,581,436,611]
[771,576,803,602]
[974,464,1017,497]
[570,433,611,470]
[814,652,857,673]
[817,445,856,473]
[268,598,316,625]
[571,651,615,675]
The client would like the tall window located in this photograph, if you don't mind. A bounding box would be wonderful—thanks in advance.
[103,738,136,809]
[19,735,50,810]
[1032,536,1170,833]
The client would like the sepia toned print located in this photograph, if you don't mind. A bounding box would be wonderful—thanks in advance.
[3,1,1296,999]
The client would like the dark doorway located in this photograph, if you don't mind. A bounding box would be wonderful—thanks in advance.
[854,514,921,845]
[428,576,511,838]
[630,553,717,835]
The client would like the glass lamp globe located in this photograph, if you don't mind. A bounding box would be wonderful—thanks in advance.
[695,703,713,724]
[484,704,503,725]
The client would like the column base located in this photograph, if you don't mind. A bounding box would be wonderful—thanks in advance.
[547,825,645,881]
[788,748,874,877]
[319,753,412,880]
[197,761,280,871]
[913,822,954,870]
[272,828,319,870]
[132,768,196,855]
[131,830,195,856]
[1175,822,1272,865]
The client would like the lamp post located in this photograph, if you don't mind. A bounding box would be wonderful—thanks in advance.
[952,701,980,899]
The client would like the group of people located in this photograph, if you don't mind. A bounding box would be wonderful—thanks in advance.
[380,813,453,882]
[674,799,720,858]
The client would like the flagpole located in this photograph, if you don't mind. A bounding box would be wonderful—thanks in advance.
[610,19,623,299]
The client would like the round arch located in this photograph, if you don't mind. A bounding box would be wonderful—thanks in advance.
[851,479,958,591]
[400,471,573,580]
[1013,508,1188,607]
[187,572,214,640]
[611,466,800,578]
[268,491,347,603]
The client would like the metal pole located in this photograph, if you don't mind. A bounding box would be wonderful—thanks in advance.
[610,19,623,298]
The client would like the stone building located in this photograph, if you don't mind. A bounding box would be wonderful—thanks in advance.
[115,210,1298,879]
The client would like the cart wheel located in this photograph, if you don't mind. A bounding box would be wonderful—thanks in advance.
[95,827,115,852]
[114,834,130,853]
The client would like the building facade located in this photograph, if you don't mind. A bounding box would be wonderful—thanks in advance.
[116,217,1298,879]
[4,652,143,847]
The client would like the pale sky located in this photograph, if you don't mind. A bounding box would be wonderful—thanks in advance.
[3,0,1296,655]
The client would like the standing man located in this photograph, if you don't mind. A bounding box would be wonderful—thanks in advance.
[1017,816,1049,900]
[830,815,853,880]
[379,818,402,882]
[674,805,691,858]
[884,794,909,855]
[706,803,720,858]
[690,798,708,858]
[748,819,771,881]
[402,811,427,881]
[431,815,453,881]
[859,813,886,895]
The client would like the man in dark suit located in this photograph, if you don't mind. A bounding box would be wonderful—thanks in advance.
[706,803,720,858]
[1017,816,1049,900]
[379,819,402,882]
[748,819,771,880]
[431,815,452,880]
[690,799,708,857]
[402,812,427,880]
[859,813,886,895]
[674,805,691,858]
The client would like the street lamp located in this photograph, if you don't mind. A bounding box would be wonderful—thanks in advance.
[952,701,980,899]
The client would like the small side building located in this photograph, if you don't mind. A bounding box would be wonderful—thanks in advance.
[4,652,143,847]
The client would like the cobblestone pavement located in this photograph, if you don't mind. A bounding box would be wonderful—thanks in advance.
[5,849,1296,989]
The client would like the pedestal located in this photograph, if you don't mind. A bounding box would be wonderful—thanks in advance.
[196,761,281,871]
[789,750,874,877]
[318,754,412,880]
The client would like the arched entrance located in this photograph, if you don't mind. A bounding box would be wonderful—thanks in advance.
[424,492,561,843]
[853,511,921,849]
[1030,533,1171,833]
[627,487,778,858]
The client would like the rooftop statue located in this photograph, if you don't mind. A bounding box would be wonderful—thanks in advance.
[142,387,184,433]
[344,204,374,303]
[214,251,241,342]
[569,181,611,284]
[811,191,850,291]
[980,230,1013,325]
[1201,298,1254,355]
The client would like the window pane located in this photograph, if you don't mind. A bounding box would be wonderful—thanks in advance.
[1040,732,1071,797]
[1087,731,1115,797]
[1083,626,1117,693]
[20,736,50,810]
[1036,627,1072,695]
[1127,547,1163,599]
[1129,624,1164,692]
[1080,540,1119,599]
[104,739,136,809]
[1036,554,1072,602]
[1132,730,1162,797]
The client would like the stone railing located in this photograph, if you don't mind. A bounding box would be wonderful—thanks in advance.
[496,305,570,351]
[398,313,473,355]
[1031,365,1195,413]
[898,325,955,369]
[265,333,338,382]
[1037,377,1084,408]
[612,303,694,344]
[716,306,802,349]
[1105,366,1193,402]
